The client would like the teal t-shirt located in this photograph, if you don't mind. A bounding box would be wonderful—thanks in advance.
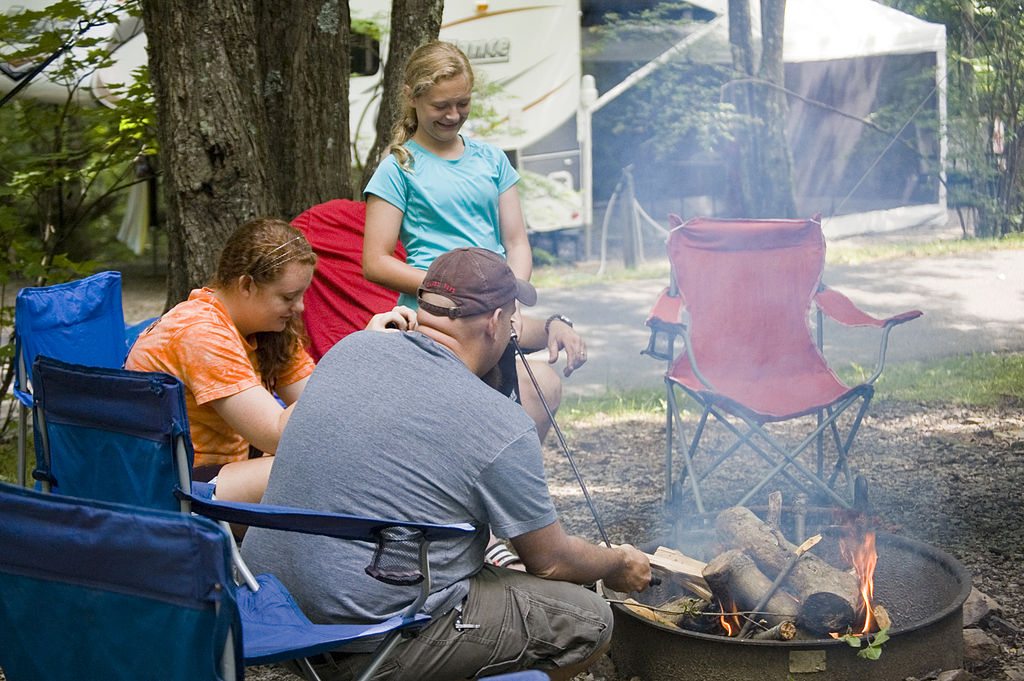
[364,136,520,308]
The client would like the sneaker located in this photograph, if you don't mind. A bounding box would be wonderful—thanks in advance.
[485,542,525,570]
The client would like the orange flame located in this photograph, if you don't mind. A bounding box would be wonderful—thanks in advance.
[840,529,878,634]
[717,598,742,637]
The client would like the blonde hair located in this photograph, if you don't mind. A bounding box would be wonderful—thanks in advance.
[211,218,316,390]
[387,40,474,171]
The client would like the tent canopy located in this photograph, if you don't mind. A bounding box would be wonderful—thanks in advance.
[584,0,949,236]
[685,0,946,63]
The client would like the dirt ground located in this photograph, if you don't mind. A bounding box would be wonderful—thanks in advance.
[103,270,1024,680]
[532,399,1024,681]
[238,399,1024,681]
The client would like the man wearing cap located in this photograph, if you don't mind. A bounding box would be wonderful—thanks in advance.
[242,247,652,681]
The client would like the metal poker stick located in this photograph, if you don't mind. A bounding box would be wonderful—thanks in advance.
[510,332,613,548]
[510,333,662,587]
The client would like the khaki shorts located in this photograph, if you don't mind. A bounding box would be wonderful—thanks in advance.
[303,565,613,681]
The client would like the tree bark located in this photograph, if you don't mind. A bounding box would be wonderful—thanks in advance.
[357,0,444,194]
[257,0,353,217]
[142,0,276,305]
[725,0,797,218]
[754,0,797,217]
[702,548,800,627]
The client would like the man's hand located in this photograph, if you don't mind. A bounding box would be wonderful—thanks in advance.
[366,305,418,332]
[603,544,652,594]
[546,318,587,377]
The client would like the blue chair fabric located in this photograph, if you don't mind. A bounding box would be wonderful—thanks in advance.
[32,356,191,508]
[12,271,156,488]
[13,271,129,407]
[0,482,241,681]
[30,355,475,679]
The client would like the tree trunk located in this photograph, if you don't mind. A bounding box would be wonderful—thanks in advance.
[357,0,444,194]
[726,0,797,219]
[142,0,276,305]
[257,1,353,218]
[755,0,797,217]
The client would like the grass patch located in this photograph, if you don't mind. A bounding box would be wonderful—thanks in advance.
[556,352,1024,422]
[827,231,1024,266]
[848,352,1024,406]
[560,388,668,421]
[532,233,1024,289]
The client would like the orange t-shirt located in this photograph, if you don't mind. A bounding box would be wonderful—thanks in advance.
[125,288,315,469]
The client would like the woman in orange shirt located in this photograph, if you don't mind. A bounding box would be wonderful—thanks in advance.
[127,217,415,503]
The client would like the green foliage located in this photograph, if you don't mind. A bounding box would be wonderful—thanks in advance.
[1,0,156,267]
[0,0,156,443]
[838,627,890,660]
[877,0,1024,236]
[465,71,524,141]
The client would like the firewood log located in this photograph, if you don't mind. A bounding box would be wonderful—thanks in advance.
[648,547,713,601]
[622,598,681,627]
[702,549,799,626]
[715,506,861,634]
[751,620,797,641]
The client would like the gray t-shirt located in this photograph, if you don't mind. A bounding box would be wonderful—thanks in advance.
[240,330,557,624]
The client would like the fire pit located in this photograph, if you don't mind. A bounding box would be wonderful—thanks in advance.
[606,531,972,680]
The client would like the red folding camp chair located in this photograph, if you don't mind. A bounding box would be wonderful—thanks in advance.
[291,199,405,361]
[643,215,922,518]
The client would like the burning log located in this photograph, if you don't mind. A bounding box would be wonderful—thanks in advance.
[702,549,799,627]
[750,620,797,641]
[715,506,861,634]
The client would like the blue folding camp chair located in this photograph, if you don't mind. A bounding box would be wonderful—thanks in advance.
[12,270,154,487]
[0,481,242,681]
[30,355,475,681]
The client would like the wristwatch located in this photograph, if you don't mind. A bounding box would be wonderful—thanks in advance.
[544,313,574,335]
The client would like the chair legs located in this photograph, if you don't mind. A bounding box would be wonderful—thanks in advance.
[664,381,873,518]
[17,403,28,487]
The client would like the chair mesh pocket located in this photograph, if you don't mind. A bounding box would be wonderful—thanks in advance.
[364,526,425,586]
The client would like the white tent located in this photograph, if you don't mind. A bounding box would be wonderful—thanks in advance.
[581,0,948,237]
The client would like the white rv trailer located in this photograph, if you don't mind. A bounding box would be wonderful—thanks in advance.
[1,0,585,234]
[1,1,582,166]
[350,1,581,167]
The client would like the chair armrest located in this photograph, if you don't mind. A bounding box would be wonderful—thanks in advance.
[815,286,923,328]
[179,486,475,618]
[646,287,684,328]
[644,287,686,361]
[177,486,475,543]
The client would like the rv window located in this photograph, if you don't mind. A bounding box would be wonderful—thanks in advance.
[351,31,380,77]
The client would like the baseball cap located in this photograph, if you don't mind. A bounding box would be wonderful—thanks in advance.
[418,247,537,318]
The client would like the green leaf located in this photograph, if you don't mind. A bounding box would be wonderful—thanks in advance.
[857,645,883,661]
